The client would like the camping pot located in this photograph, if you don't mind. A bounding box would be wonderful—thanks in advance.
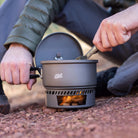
[31,32,98,108]
[40,60,97,88]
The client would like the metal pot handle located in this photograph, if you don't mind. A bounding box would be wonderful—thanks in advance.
[30,67,42,79]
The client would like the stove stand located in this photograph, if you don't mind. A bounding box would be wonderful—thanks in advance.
[45,87,95,109]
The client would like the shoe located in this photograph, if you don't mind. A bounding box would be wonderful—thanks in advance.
[0,95,10,114]
[134,79,138,87]
[103,0,136,14]
[0,79,10,114]
[95,67,118,97]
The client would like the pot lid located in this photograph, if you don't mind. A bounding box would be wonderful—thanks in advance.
[35,32,83,67]
[41,60,98,64]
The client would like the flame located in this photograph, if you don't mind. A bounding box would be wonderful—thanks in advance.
[58,94,86,106]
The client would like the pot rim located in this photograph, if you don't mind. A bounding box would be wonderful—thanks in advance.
[41,60,98,64]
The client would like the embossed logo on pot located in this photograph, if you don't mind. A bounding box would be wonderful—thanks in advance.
[54,73,63,79]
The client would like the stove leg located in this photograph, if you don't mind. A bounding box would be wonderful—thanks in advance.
[0,79,10,114]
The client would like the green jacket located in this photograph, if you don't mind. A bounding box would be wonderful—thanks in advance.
[4,0,67,53]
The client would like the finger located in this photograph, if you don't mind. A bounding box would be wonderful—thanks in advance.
[114,24,124,44]
[27,67,37,90]
[4,67,13,84]
[114,24,131,44]
[94,39,112,52]
[0,63,5,81]
[97,44,112,52]
[20,63,31,84]
[93,27,112,52]
[27,78,36,90]
[101,30,111,49]
[11,64,20,84]
[98,19,111,49]
[107,25,118,47]
[122,30,131,42]
[122,25,131,42]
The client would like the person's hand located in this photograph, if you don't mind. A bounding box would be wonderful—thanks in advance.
[0,43,36,90]
[93,4,138,52]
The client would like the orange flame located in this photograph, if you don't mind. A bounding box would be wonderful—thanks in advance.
[58,94,86,106]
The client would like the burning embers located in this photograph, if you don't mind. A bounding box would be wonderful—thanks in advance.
[58,95,86,106]
[46,88,95,108]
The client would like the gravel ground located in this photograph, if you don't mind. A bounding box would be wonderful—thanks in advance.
[1,0,138,138]
[0,92,138,138]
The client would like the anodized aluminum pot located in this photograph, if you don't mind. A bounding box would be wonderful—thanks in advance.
[41,59,98,88]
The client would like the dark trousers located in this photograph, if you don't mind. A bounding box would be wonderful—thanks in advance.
[0,0,137,95]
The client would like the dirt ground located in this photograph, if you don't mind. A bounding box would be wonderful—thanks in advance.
[0,0,138,138]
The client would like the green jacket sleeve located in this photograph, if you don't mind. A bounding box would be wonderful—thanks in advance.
[4,0,67,53]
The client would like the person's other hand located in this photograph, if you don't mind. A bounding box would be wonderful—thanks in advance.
[0,43,36,90]
[93,4,138,52]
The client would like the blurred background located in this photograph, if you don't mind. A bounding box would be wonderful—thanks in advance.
[0,0,116,110]
[0,0,4,5]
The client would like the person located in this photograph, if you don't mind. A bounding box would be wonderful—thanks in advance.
[0,0,28,114]
[93,3,138,96]
[0,0,137,114]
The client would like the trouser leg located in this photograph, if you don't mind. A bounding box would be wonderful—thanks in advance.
[0,0,28,61]
[55,0,138,95]
[107,52,138,96]
[55,0,110,50]
[0,0,28,114]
